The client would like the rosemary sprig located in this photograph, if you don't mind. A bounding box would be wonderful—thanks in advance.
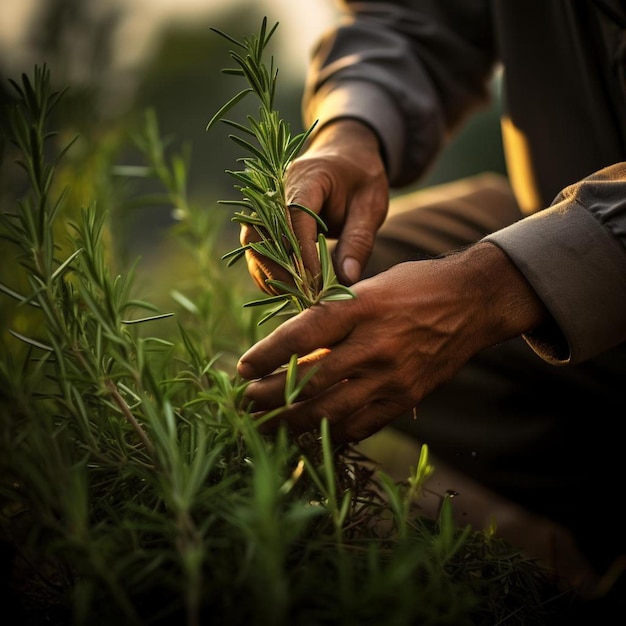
[0,53,579,626]
[206,17,354,325]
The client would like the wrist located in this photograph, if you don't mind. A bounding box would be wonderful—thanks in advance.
[308,118,382,156]
[461,242,547,342]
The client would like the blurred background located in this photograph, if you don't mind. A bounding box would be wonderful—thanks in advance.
[0,0,341,258]
[0,0,504,296]
[0,0,506,474]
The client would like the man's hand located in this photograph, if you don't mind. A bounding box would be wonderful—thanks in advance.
[240,119,389,293]
[237,243,547,443]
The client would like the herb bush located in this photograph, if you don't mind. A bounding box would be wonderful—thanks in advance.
[0,19,580,626]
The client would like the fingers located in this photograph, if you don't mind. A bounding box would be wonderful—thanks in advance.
[240,320,415,444]
[333,176,389,285]
[253,377,413,444]
[333,218,378,285]
[237,301,355,380]
[240,223,297,294]
[289,122,388,286]
[329,398,411,442]
[244,248,274,293]
[242,347,338,411]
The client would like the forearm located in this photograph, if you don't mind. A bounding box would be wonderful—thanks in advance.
[303,1,496,186]
[484,163,626,364]
[305,118,382,164]
[455,242,548,350]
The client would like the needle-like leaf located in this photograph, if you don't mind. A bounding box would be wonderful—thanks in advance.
[207,20,355,323]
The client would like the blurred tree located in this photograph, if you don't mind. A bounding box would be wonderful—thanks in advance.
[20,0,124,123]
[0,0,504,279]
[127,7,306,256]
[0,1,306,264]
[0,0,126,221]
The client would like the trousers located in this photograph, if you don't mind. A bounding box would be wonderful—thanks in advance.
[362,172,626,576]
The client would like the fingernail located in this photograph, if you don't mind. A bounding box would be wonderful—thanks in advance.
[342,256,361,284]
[237,359,255,380]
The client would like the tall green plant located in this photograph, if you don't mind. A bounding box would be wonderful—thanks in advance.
[206,17,354,325]
[0,43,580,626]
[119,108,263,369]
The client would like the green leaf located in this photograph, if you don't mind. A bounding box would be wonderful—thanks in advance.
[220,118,256,138]
[218,199,255,210]
[284,353,299,406]
[120,313,174,325]
[0,281,40,306]
[256,299,292,325]
[243,293,289,308]
[284,355,319,406]
[210,26,249,49]
[290,202,328,231]
[206,88,253,132]
[8,329,53,351]
[51,248,83,281]
[221,246,247,266]
[170,290,199,314]
[264,279,309,300]
[229,134,275,171]
[320,290,355,302]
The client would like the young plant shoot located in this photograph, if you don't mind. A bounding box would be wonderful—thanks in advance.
[206,17,354,326]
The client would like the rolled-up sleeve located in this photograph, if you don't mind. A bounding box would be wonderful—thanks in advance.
[484,163,626,364]
[302,1,497,187]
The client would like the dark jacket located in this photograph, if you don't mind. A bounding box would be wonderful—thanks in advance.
[302,0,626,365]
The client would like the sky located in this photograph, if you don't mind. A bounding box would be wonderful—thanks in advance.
[0,0,338,80]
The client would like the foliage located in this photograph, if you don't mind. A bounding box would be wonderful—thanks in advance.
[0,37,578,626]
[207,17,354,326]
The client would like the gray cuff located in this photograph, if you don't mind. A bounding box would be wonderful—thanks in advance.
[484,201,626,364]
[304,81,407,184]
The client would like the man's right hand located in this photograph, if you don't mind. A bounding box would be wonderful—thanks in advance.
[237,242,548,443]
[240,119,389,293]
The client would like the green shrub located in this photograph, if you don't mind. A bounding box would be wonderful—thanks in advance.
[0,23,576,626]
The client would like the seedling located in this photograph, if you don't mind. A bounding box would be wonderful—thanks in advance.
[207,17,354,325]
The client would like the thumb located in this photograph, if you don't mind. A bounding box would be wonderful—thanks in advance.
[333,218,378,285]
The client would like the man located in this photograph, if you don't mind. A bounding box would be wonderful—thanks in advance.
[236,1,626,585]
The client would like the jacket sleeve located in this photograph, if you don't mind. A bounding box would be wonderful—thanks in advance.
[302,1,497,187]
[484,163,626,365]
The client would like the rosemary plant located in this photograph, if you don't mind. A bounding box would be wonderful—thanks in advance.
[206,17,354,325]
[0,39,581,626]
